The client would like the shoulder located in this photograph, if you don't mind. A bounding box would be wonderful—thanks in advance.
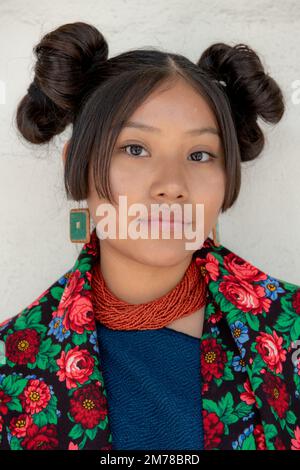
[200,240,300,426]
[198,236,300,295]
[197,237,300,334]
[0,269,73,448]
[0,268,73,366]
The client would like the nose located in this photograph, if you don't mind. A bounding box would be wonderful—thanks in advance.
[150,164,188,204]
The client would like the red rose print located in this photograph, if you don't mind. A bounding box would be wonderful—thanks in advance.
[0,390,11,415]
[63,294,95,334]
[219,275,271,315]
[223,253,267,282]
[20,379,51,414]
[262,371,289,419]
[69,383,108,429]
[56,346,94,389]
[291,426,300,450]
[10,413,34,438]
[6,328,40,365]
[292,290,300,315]
[240,378,256,405]
[195,253,220,284]
[55,270,85,318]
[202,410,224,450]
[255,331,287,374]
[21,423,58,450]
[201,338,227,382]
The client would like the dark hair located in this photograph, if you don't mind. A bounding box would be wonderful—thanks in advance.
[15,21,285,212]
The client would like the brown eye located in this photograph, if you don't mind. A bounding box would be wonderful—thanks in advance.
[120,144,148,157]
[188,151,214,162]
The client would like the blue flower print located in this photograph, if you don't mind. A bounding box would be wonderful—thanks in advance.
[232,347,247,372]
[261,276,285,301]
[230,321,249,346]
[232,425,254,449]
[48,317,71,342]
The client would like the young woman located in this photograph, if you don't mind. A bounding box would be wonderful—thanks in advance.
[0,22,299,451]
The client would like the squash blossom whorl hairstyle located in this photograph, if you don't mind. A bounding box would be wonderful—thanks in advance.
[16,21,285,213]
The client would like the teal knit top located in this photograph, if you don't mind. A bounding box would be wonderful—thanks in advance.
[96,322,204,450]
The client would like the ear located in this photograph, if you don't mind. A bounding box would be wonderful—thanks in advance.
[62,140,70,166]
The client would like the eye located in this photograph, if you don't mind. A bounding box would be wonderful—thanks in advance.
[120,144,148,158]
[188,151,215,162]
[119,144,216,162]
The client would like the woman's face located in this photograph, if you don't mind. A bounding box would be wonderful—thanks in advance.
[69,78,226,267]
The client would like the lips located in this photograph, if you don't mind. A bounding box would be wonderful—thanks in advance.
[142,215,191,225]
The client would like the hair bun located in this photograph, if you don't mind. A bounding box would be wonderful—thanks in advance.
[16,22,108,144]
[197,43,285,162]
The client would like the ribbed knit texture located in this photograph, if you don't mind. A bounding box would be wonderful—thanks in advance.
[96,322,204,450]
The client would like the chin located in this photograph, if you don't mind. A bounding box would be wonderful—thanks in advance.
[130,238,193,267]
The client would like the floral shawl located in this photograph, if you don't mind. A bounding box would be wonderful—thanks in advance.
[0,228,300,450]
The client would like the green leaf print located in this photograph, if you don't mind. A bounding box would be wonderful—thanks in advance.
[291,318,300,342]
[72,331,88,346]
[69,423,84,439]
[10,436,23,450]
[264,423,277,449]
[85,426,98,441]
[240,433,256,450]
[2,375,27,396]
[7,397,22,412]
[235,401,253,418]
[286,410,297,425]
[245,313,260,331]
[218,393,238,425]
[50,286,65,301]
[202,399,220,415]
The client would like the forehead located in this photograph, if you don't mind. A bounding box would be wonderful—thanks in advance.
[122,79,219,133]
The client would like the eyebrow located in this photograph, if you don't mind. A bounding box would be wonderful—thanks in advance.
[123,120,221,138]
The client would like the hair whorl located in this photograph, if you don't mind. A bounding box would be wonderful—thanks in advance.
[16,22,109,144]
[198,43,285,161]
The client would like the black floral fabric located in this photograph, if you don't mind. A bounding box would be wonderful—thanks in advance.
[0,228,300,450]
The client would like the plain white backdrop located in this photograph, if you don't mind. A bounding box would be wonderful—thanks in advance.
[0,0,299,321]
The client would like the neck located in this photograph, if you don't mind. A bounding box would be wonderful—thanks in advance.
[97,242,193,305]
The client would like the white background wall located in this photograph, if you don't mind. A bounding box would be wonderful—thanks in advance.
[0,0,299,321]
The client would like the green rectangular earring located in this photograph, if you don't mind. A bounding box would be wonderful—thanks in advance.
[69,208,91,243]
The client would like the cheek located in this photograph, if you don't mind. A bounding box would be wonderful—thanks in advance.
[110,170,128,197]
[109,162,144,199]
[191,170,225,237]
[192,168,226,207]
